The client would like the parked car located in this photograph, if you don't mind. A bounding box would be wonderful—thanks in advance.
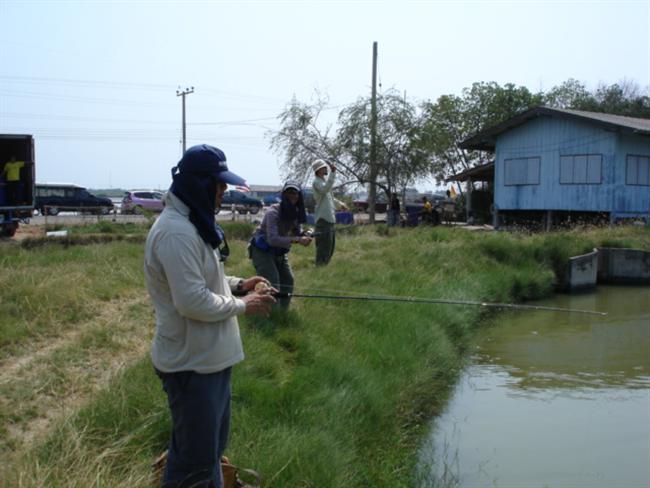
[35,183,114,215]
[220,190,263,214]
[262,193,281,206]
[121,190,165,214]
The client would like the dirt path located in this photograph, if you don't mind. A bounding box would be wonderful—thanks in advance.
[0,293,152,452]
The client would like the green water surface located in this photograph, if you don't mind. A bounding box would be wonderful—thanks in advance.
[420,285,650,488]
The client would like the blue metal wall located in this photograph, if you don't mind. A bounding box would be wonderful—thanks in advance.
[494,116,650,216]
[615,134,650,217]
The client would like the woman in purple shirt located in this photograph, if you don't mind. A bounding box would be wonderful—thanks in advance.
[249,181,312,308]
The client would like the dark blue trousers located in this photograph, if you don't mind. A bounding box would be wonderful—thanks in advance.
[157,368,232,488]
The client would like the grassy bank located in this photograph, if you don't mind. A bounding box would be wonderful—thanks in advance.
[1,223,648,487]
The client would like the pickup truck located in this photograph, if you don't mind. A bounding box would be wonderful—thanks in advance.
[0,134,35,237]
[220,190,263,214]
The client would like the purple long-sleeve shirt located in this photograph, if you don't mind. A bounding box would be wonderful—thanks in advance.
[253,204,301,250]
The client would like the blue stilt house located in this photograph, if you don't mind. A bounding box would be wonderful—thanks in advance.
[460,107,650,227]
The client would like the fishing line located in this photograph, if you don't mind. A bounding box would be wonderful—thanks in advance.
[261,283,606,316]
[268,283,410,300]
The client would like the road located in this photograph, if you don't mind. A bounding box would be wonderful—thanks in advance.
[27,207,381,227]
[28,209,267,226]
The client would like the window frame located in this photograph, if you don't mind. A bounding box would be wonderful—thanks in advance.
[559,153,603,185]
[625,154,650,186]
[503,157,541,186]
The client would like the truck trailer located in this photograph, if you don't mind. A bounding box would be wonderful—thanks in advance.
[0,134,35,237]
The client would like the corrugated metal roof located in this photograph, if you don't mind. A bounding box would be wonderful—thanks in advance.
[460,106,650,151]
[554,107,650,132]
[445,161,495,182]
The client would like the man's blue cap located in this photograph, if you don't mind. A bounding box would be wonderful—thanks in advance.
[172,144,247,187]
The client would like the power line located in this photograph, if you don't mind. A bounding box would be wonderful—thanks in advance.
[0,75,175,91]
[0,88,173,108]
[0,75,290,105]
[2,112,178,125]
[189,116,279,126]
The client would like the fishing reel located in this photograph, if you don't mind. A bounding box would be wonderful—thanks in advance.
[255,282,271,294]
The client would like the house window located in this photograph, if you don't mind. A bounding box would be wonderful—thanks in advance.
[560,154,602,184]
[504,157,540,185]
[626,155,650,186]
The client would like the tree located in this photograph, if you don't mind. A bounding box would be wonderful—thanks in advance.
[543,78,594,109]
[544,78,650,117]
[270,89,434,222]
[269,92,340,187]
[336,91,433,198]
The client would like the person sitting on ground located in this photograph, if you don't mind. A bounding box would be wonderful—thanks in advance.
[249,181,312,308]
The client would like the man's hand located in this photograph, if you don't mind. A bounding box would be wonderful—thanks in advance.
[329,162,337,172]
[241,292,275,316]
[240,276,270,292]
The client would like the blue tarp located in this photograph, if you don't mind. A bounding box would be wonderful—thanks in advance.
[336,211,354,224]
[404,205,421,226]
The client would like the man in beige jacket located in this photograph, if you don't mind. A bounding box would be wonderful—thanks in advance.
[145,144,274,487]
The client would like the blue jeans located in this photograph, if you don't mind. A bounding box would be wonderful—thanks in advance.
[157,368,232,488]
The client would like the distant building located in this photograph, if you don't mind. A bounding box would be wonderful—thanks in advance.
[247,184,282,199]
[459,107,650,228]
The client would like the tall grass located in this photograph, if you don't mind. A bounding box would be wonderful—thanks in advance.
[0,242,145,356]
[1,224,648,487]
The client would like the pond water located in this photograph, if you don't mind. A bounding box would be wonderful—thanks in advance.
[418,285,650,488]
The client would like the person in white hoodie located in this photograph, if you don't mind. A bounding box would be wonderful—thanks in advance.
[144,144,275,488]
[311,159,347,266]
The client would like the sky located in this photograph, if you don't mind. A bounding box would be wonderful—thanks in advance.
[1,0,649,192]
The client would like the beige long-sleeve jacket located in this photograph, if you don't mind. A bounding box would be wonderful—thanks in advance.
[312,170,344,224]
[144,192,246,373]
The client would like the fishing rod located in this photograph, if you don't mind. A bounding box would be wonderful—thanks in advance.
[250,284,607,316]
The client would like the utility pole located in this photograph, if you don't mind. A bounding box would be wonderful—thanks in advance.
[176,86,194,153]
[368,41,379,223]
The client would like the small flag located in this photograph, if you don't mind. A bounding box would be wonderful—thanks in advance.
[450,186,457,199]
[235,184,250,193]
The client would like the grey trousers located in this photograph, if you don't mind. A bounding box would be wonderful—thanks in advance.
[315,219,335,266]
[250,245,294,308]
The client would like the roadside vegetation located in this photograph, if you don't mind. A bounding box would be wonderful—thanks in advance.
[1,223,648,487]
